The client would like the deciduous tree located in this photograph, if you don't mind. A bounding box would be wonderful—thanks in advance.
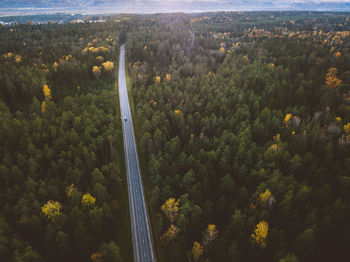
[81,193,96,208]
[325,67,342,89]
[191,241,203,262]
[161,198,180,223]
[251,221,269,248]
[41,200,62,221]
[203,224,218,248]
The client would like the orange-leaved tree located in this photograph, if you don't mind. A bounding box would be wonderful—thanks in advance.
[160,224,180,245]
[91,252,102,262]
[165,73,171,82]
[325,67,342,89]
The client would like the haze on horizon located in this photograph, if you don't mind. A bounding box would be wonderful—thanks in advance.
[1,0,350,16]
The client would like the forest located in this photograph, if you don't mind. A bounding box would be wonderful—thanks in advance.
[0,20,131,261]
[126,12,350,262]
[0,11,350,262]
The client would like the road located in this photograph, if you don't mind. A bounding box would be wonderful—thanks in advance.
[118,44,155,262]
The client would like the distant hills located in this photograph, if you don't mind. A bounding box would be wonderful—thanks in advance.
[0,0,108,8]
[0,0,349,15]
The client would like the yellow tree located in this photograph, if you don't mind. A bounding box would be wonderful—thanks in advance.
[161,198,180,223]
[41,101,46,113]
[3,52,13,58]
[268,144,280,152]
[251,221,269,248]
[66,184,77,198]
[52,61,58,72]
[15,55,22,63]
[160,224,180,245]
[325,67,342,89]
[102,61,114,72]
[259,189,275,208]
[155,76,161,83]
[174,109,181,115]
[41,200,62,221]
[273,133,280,141]
[166,74,171,82]
[92,66,101,78]
[344,123,350,134]
[191,241,203,262]
[96,56,104,61]
[43,84,52,100]
[203,224,218,248]
[81,193,96,207]
[284,113,292,124]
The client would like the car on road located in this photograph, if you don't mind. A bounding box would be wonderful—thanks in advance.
[124,116,127,121]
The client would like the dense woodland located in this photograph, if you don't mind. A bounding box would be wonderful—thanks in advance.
[0,11,350,262]
[0,20,129,261]
[126,12,350,262]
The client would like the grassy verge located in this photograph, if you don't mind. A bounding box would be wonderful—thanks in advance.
[125,55,161,262]
[113,62,133,262]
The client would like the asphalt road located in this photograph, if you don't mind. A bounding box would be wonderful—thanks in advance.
[118,44,155,262]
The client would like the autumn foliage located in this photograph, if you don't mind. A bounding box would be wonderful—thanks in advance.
[203,224,218,247]
[174,109,181,115]
[66,184,77,198]
[344,123,350,134]
[43,84,52,100]
[161,198,180,223]
[92,66,101,77]
[41,200,62,221]
[251,221,269,248]
[41,101,46,113]
[284,113,292,124]
[91,252,102,262]
[102,61,114,72]
[191,241,203,262]
[165,73,171,82]
[259,189,275,208]
[325,67,342,89]
[81,193,96,207]
[160,224,180,245]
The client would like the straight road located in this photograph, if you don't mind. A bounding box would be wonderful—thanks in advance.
[118,44,155,262]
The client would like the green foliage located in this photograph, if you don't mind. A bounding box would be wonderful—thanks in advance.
[126,11,350,262]
[0,18,123,262]
[1,11,350,262]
